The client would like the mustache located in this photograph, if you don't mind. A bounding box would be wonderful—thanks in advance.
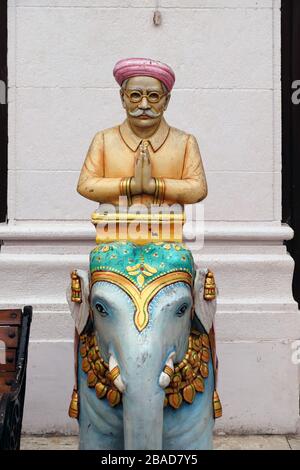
[128,108,162,118]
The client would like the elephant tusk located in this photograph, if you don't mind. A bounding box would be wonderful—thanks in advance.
[159,352,175,389]
[109,355,126,393]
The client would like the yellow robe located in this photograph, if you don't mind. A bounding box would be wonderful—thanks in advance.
[77,118,207,207]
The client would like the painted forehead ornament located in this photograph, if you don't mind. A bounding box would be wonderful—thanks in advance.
[90,241,194,332]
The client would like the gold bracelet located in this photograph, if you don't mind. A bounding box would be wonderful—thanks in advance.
[160,178,165,204]
[126,177,133,205]
[120,178,126,196]
[154,178,165,205]
[120,177,132,205]
[154,178,159,204]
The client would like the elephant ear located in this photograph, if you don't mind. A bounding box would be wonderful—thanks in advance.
[193,268,218,334]
[66,269,90,335]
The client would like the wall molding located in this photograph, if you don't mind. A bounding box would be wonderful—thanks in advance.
[0,220,294,244]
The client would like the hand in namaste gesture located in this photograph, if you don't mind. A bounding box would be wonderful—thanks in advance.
[130,141,156,196]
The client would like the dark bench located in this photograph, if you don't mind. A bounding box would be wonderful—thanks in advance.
[0,307,32,450]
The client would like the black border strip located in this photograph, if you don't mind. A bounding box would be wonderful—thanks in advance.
[0,0,7,222]
[282,0,300,306]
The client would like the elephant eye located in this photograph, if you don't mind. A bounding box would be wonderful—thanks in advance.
[95,302,108,317]
[176,303,188,317]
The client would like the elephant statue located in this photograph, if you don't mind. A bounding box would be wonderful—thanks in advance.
[67,241,221,450]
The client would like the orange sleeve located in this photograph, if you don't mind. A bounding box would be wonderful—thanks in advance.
[163,134,208,204]
[77,132,123,203]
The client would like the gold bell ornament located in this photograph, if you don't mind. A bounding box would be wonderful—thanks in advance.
[204,271,216,301]
[68,387,79,419]
[71,270,82,303]
[213,390,222,418]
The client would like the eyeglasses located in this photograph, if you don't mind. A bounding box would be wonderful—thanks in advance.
[124,89,168,104]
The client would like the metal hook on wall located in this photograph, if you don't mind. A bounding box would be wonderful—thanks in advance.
[153,0,162,26]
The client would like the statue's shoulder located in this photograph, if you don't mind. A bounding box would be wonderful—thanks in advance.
[169,125,196,145]
[92,125,120,140]
[88,126,121,149]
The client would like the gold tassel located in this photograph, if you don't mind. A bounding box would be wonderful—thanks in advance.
[213,390,222,418]
[68,388,79,419]
[204,271,216,301]
[71,270,82,303]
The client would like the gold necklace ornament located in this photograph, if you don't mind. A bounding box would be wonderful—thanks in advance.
[79,329,211,410]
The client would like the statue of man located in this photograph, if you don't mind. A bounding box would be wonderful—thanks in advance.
[77,58,207,210]
[69,59,222,448]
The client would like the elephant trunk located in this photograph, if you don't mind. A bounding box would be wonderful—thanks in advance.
[123,387,164,450]
[119,348,167,450]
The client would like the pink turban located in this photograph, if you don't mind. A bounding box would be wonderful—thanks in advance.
[113,58,175,92]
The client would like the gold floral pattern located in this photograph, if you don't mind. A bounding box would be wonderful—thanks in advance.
[126,262,158,287]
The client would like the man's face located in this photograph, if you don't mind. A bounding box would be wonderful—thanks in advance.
[121,76,170,131]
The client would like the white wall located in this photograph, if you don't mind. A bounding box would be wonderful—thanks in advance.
[1,0,299,435]
[8,0,278,222]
